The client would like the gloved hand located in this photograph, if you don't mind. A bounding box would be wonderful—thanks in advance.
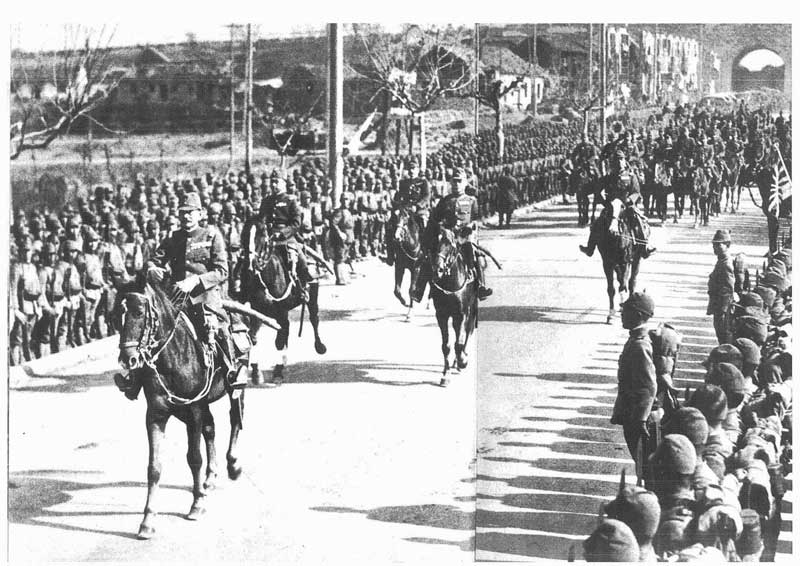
[176,275,200,294]
[148,266,167,283]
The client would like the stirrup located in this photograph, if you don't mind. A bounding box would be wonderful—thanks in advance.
[228,365,249,389]
[478,287,493,300]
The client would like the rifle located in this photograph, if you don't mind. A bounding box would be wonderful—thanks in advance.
[473,243,503,270]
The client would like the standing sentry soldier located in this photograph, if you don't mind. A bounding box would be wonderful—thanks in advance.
[708,229,735,344]
[329,192,355,285]
[611,291,660,484]
[32,242,59,358]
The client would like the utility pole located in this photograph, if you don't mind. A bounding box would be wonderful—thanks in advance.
[600,23,607,147]
[531,24,538,117]
[226,24,239,169]
[653,24,659,102]
[588,23,593,94]
[244,23,253,175]
[474,23,480,135]
[327,23,343,204]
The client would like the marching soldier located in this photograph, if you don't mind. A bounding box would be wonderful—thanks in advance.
[707,229,736,344]
[611,292,660,483]
[76,228,108,343]
[9,238,43,365]
[417,168,493,301]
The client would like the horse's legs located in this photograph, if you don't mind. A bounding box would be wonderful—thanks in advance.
[307,282,326,354]
[200,405,217,491]
[273,313,290,383]
[138,409,169,539]
[405,265,420,322]
[227,389,244,480]
[436,308,451,381]
[453,312,468,370]
[248,319,263,384]
[767,214,779,254]
[393,260,407,306]
[629,258,641,296]
[604,262,616,325]
[185,407,207,521]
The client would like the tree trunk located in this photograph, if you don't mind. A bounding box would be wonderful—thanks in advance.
[495,110,505,162]
[407,114,414,155]
[378,91,390,156]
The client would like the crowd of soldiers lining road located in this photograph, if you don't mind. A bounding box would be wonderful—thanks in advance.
[581,230,792,562]
[8,120,578,366]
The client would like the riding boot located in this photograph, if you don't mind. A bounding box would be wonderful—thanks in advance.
[219,330,247,389]
[466,244,492,299]
[631,212,657,258]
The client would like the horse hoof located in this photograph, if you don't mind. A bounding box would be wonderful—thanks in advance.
[228,463,243,480]
[440,377,450,387]
[606,316,613,325]
[314,342,327,355]
[251,368,263,386]
[186,503,207,521]
[272,365,284,384]
[203,474,217,491]
[137,524,156,540]
[457,357,468,370]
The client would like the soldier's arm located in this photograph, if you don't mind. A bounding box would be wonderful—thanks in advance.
[279,197,302,239]
[197,228,229,292]
[147,235,171,271]
[629,341,658,422]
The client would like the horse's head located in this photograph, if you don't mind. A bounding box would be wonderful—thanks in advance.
[431,225,460,280]
[115,272,170,370]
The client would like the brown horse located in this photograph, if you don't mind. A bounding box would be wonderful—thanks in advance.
[391,207,424,321]
[115,274,244,540]
[429,226,478,386]
[243,240,326,383]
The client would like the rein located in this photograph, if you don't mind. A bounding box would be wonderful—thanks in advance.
[253,241,296,302]
[121,291,215,406]
[431,239,474,295]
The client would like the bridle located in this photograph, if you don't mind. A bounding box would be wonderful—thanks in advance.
[430,230,473,295]
[252,239,295,302]
[119,291,213,405]
[395,211,422,261]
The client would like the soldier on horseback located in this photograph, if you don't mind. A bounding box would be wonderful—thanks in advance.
[579,150,657,259]
[382,160,431,266]
[417,168,492,301]
[115,192,249,399]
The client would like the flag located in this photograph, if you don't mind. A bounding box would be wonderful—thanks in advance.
[769,147,792,215]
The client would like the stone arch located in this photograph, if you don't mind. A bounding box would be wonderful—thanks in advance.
[731,46,786,92]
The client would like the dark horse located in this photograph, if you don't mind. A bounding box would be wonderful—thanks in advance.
[391,207,424,321]
[115,274,244,540]
[243,240,326,383]
[595,206,643,324]
[741,160,793,253]
[429,226,478,386]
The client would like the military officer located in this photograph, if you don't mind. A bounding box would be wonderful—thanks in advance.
[611,291,660,484]
[329,192,355,285]
[707,229,735,344]
[579,150,657,259]
[116,192,247,399]
[383,160,431,266]
[418,168,492,301]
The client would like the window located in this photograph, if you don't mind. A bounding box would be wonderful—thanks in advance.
[159,84,168,101]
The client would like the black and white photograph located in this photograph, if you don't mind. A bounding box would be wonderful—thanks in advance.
[3,6,795,563]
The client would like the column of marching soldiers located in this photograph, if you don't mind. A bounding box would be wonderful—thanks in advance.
[8,120,582,366]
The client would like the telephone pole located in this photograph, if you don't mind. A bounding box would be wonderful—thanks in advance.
[531,24,538,117]
[588,23,593,94]
[226,24,240,168]
[600,23,607,146]
[244,23,253,175]
[327,23,343,204]
[474,23,480,135]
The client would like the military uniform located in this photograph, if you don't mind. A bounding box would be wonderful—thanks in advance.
[77,232,108,344]
[329,198,355,285]
[59,242,84,348]
[496,173,518,228]
[384,171,431,265]
[708,230,735,344]
[9,240,42,365]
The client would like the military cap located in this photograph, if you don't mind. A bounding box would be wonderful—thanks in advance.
[773,250,792,271]
[753,285,777,309]
[733,315,768,345]
[759,271,786,292]
[687,384,728,426]
[16,237,33,251]
[84,227,100,242]
[733,337,761,366]
[299,190,311,201]
[603,486,661,545]
[651,434,696,475]
[708,362,747,407]
[712,229,731,243]
[583,519,639,562]
[766,259,787,279]
[179,192,203,211]
[340,192,353,202]
[208,202,223,214]
[736,509,763,557]
[621,291,655,318]
[696,504,743,546]
[273,178,287,191]
[702,344,742,370]
[451,168,465,182]
[677,543,726,562]
[653,506,693,555]
[68,214,82,228]
[663,407,709,448]
[737,292,764,310]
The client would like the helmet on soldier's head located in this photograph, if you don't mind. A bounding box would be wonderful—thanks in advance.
[17,237,33,251]
[208,202,223,215]
[603,485,661,545]
[620,292,654,318]
[702,344,743,370]
[583,519,639,563]
[179,192,203,211]
[712,229,731,243]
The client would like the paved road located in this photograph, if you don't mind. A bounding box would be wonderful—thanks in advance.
[8,197,791,563]
[9,260,476,563]
[476,197,792,561]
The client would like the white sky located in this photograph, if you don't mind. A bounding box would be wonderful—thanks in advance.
[738,49,786,72]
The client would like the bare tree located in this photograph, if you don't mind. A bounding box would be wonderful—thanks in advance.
[474,76,526,161]
[350,24,475,155]
[10,25,125,160]
[255,89,325,169]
